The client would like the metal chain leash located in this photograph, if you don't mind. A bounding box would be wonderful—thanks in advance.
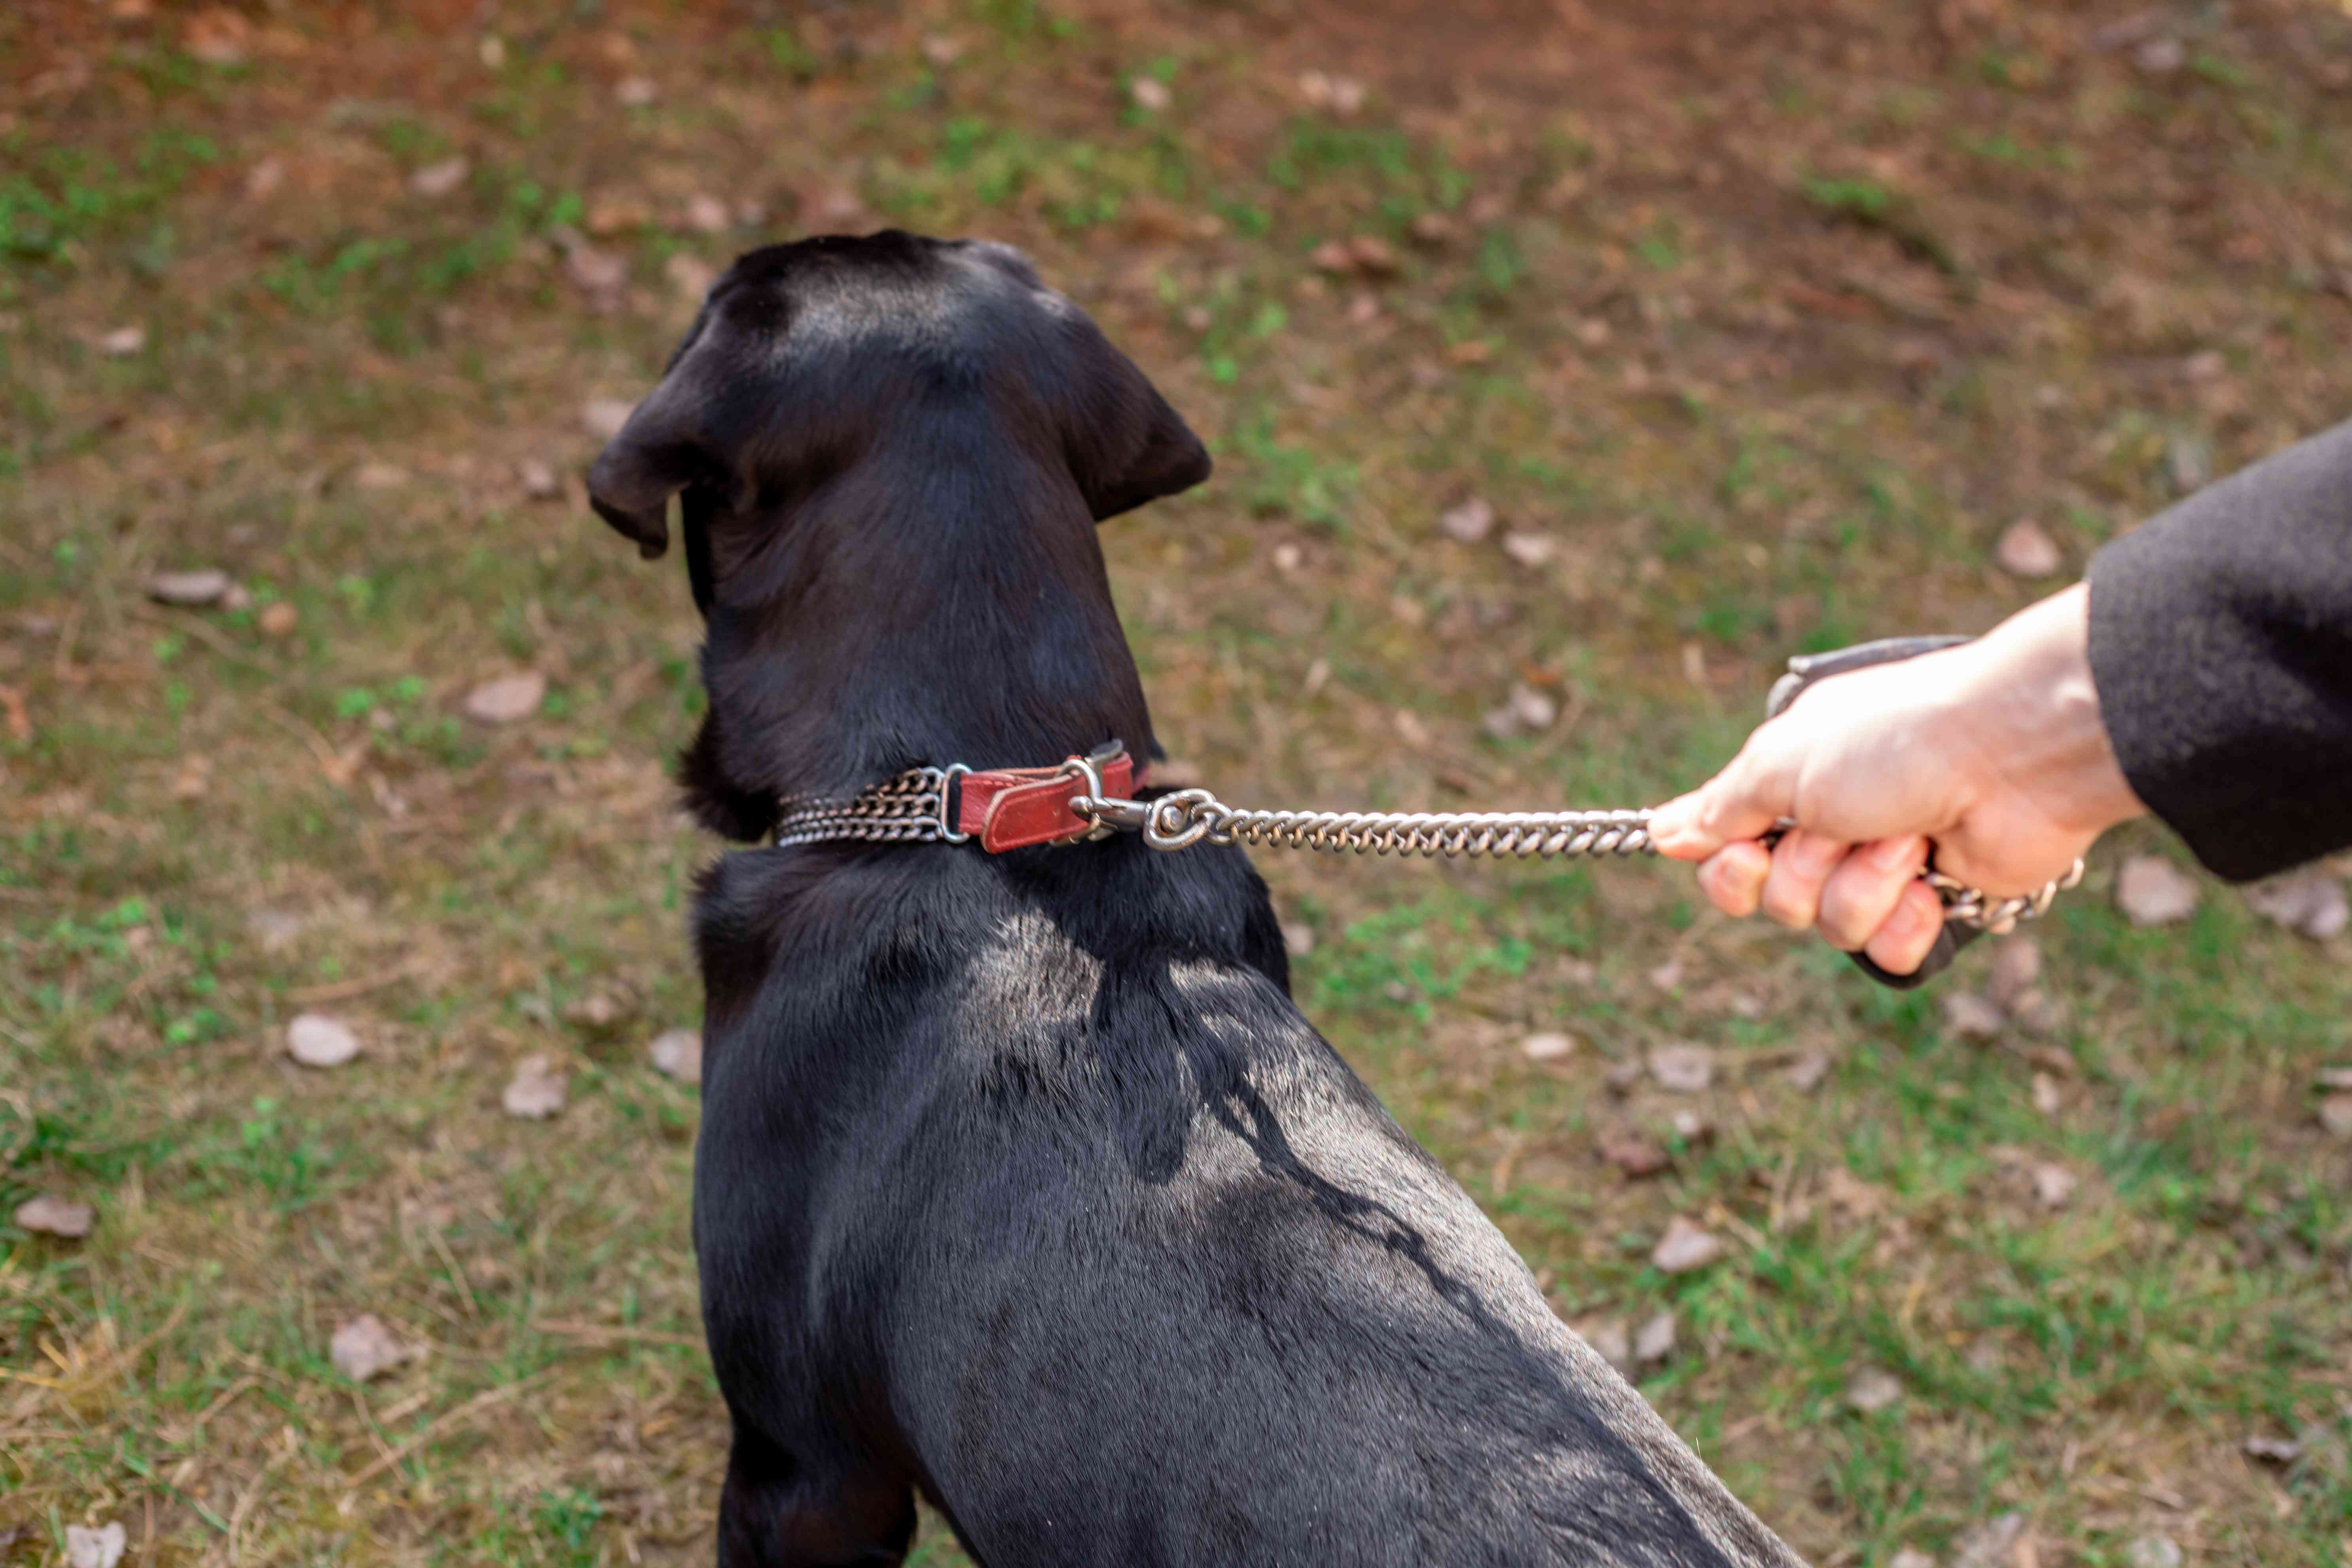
[772,762,2085,935]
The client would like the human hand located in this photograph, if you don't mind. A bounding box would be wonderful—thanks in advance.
[1648,584,2145,975]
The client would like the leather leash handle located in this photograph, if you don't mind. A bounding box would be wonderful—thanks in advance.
[1762,635,1979,991]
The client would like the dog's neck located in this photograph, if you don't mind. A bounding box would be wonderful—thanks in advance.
[678,420,1158,841]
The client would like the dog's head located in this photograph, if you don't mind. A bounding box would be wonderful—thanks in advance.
[586,231,1210,613]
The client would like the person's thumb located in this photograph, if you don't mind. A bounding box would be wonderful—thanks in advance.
[1648,742,1792,861]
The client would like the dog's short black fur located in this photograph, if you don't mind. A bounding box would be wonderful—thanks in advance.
[590,232,1808,1568]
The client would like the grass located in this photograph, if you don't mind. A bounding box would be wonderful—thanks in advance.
[4,0,2352,1563]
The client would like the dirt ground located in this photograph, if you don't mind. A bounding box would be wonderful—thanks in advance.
[5,0,2352,1563]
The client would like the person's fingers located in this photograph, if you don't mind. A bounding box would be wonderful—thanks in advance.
[1647,739,1795,861]
[1861,880,1947,975]
[1757,829,1848,929]
[1693,840,1772,918]
[1814,834,1929,951]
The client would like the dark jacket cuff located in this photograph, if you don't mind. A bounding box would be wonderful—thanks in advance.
[2086,420,2352,882]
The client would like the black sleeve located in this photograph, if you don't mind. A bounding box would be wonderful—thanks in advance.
[2087,417,2352,883]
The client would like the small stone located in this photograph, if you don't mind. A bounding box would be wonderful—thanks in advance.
[563,240,628,297]
[2124,1534,2183,1568]
[1633,1310,1677,1364]
[1647,958,1684,991]
[1950,1512,2027,1568]
[1888,1552,1937,1568]
[99,324,147,356]
[245,157,286,202]
[1280,920,1315,957]
[1500,532,1559,568]
[2243,1431,2303,1464]
[330,1312,411,1381]
[2117,855,2200,926]
[1439,496,1495,542]
[503,1052,568,1119]
[464,671,547,724]
[258,601,299,636]
[1651,1216,1725,1274]
[64,1522,127,1568]
[649,1028,702,1085]
[921,33,967,66]
[1788,1050,1833,1092]
[1994,519,2062,579]
[1669,1108,1712,1143]
[519,460,561,500]
[1844,1365,1903,1413]
[408,156,470,198]
[2134,34,2185,74]
[2031,1162,2077,1208]
[614,75,657,106]
[1596,1125,1671,1177]
[1581,1318,1633,1376]
[2245,870,2349,940]
[665,251,717,301]
[583,399,635,440]
[684,193,732,234]
[2164,430,2211,493]
[1520,1031,1574,1062]
[1391,709,1432,750]
[1943,990,2008,1040]
[2318,1092,2352,1140]
[145,568,231,606]
[286,1012,360,1068]
[1272,542,1304,573]
[15,1194,95,1238]
[1647,1044,1714,1093]
[564,991,627,1030]
[1128,76,1170,112]
[353,461,408,490]
[2318,1066,2352,1090]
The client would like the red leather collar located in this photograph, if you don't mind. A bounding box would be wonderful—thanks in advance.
[953,752,1139,852]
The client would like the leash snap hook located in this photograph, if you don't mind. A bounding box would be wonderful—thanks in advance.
[1056,755,1119,842]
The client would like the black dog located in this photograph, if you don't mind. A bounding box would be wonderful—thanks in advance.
[589,232,1806,1568]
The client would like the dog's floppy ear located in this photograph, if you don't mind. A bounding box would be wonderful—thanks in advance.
[586,376,720,561]
[1058,327,1213,523]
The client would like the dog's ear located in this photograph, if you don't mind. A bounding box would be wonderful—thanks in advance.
[586,375,723,561]
[1050,317,1212,522]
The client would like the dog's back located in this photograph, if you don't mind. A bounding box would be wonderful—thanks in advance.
[693,838,1802,1568]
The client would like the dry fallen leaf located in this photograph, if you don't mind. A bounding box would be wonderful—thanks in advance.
[408,156,470,198]
[2031,1071,2064,1118]
[1518,1031,1574,1063]
[1950,1511,2028,1568]
[649,1028,702,1085]
[2245,870,2348,940]
[503,1053,568,1119]
[1597,1125,1671,1177]
[1439,496,1495,542]
[286,1012,360,1068]
[665,252,717,302]
[1845,1365,1903,1413]
[145,568,231,607]
[2243,1431,2303,1464]
[1279,921,1315,957]
[684,192,732,234]
[16,1194,95,1238]
[98,324,147,356]
[1579,1318,1633,1376]
[2116,855,2200,926]
[1888,1551,1936,1568]
[353,461,408,491]
[582,399,635,440]
[1994,519,2063,578]
[2318,1092,2352,1140]
[1651,1216,1725,1274]
[1942,990,2007,1040]
[2124,1534,2183,1568]
[1987,936,2041,1007]
[1128,76,1171,112]
[519,460,561,500]
[1787,1049,1833,1092]
[463,671,547,724]
[1647,1044,1714,1093]
[2031,1162,2077,1209]
[330,1312,413,1382]
[615,75,658,106]
[1500,532,1558,568]
[65,1522,127,1568]
[1633,1310,1677,1365]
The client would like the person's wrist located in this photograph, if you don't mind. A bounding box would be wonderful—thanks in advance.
[1950,582,2146,839]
